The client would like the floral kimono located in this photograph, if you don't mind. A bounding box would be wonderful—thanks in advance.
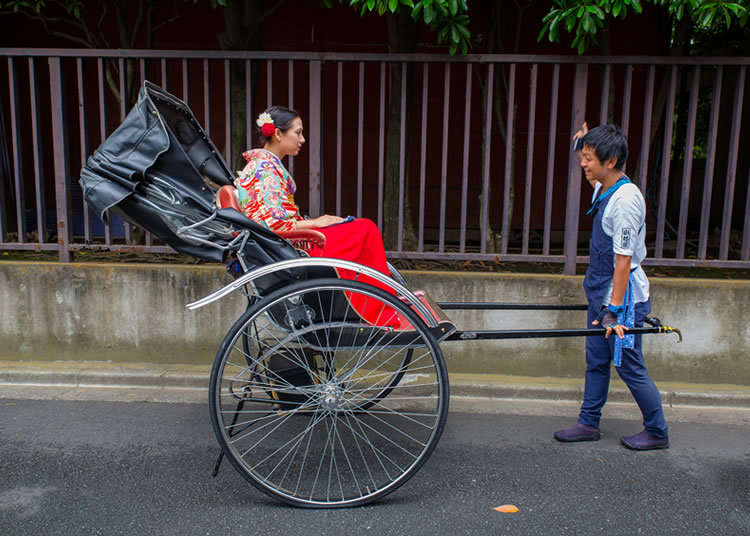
[235,148,301,232]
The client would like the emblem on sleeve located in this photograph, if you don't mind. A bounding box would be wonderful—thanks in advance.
[621,228,631,248]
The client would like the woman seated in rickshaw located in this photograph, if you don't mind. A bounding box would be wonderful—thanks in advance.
[231,106,397,324]
[233,105,388,274]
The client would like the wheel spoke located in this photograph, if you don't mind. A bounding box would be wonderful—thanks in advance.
[337,410,400,478]
[342,411,378,491]
[254,408,330,482]
[332,414,363,497]
[309,413,337,501]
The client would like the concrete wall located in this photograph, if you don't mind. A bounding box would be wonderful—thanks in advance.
[410,271,750,385]
[1,262,748,385]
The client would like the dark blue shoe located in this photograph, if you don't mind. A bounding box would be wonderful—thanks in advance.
[554,423,600,442]
[621,430,669,450]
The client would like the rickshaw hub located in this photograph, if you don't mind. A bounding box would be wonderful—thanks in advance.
[321,384,344,411]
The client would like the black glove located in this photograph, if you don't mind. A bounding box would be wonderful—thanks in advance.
[594,306,618,328]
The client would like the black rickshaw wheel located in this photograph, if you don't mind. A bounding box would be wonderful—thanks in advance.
[208,278,449,508]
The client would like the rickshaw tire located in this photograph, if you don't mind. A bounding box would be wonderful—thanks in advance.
[208,277,449,508]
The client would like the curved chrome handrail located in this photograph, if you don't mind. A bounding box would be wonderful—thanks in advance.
[186,257,438,327]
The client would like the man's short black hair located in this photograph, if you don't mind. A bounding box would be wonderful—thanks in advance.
[582,124,628,170]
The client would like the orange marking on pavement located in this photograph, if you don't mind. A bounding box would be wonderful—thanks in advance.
[494,505,519,513]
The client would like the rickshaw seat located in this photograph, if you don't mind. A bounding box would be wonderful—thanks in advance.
[216,185,326,249]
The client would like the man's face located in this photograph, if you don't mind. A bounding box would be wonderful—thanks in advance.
[579,144,615,182]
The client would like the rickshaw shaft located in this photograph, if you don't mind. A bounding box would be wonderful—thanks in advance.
[445,326,677,341]
[438,302,588,310]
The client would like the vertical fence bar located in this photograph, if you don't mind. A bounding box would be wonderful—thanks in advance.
[655,65,678,258]
[203,59,210,135]
[308,60,322,218]
[522,64,537,255]
[8,57,25,243]
[698,66,722,259]
[140,55,151,243]
[118,57,131,243]
[141,53,150,255]
[357,61,364,218]
[245,59,253,151]
[418,62,428,252]
[142,58,152,247]
[77,58,90,243]
[377,62,385,229]
[638,65,655,195]
[543,64,560,256]
[161,58,167,90]
[676,66,700,259]
[620,64,633,137]
[480,63,494,255]
[459,64,472,253]
[182,58,189,103]
[439,63,450,253]
[719,66,745,260]
[620,64,633,182]
[97,57,110,245]
[336,62,342,216]
[141,57,152,247]
[118,58,126,120]
[742,166,750,260]
[266,60,273,108]
[224,60,231,164]
[29,57,46,243]
[501,63,516,255]
[599,64,611,124]
[288,60,294,176]
[49,57,71,262]
[397,62,406,251]
[563,63,588,275]
[0,107,7,241]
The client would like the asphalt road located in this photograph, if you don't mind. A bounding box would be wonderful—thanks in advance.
[1,398,749,536]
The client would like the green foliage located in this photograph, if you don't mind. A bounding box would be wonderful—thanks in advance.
[0,0,83,18]
[3,0,468,54]
[538,0,749,53]
[346,0,471,54]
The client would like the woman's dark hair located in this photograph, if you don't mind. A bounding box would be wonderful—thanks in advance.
[582,124,628,170]
[258,105,300,142]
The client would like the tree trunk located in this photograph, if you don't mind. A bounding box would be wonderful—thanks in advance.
[477,1,525,253]
[382,11,418,250]
[219,1,264,170]
[112,0,146,244]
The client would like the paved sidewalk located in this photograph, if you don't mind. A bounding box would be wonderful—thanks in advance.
[2,360,750,426]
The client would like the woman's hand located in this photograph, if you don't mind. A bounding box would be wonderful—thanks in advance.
[297,214,345,229]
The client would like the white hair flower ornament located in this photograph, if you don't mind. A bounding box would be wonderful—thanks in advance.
[256,112,276,137]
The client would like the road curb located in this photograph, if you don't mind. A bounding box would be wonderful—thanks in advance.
[3,360,750,410]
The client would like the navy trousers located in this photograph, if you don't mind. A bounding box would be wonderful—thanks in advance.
[578,299,669,438]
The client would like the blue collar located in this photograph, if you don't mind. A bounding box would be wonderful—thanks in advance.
[586,176,630,215]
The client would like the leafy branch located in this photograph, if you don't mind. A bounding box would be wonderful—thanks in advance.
[538,0,749,53]
[342,0,471,54]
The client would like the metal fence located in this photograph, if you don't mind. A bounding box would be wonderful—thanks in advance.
[1,49,749,272]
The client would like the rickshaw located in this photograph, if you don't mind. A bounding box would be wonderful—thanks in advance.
[80,82,680,508]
